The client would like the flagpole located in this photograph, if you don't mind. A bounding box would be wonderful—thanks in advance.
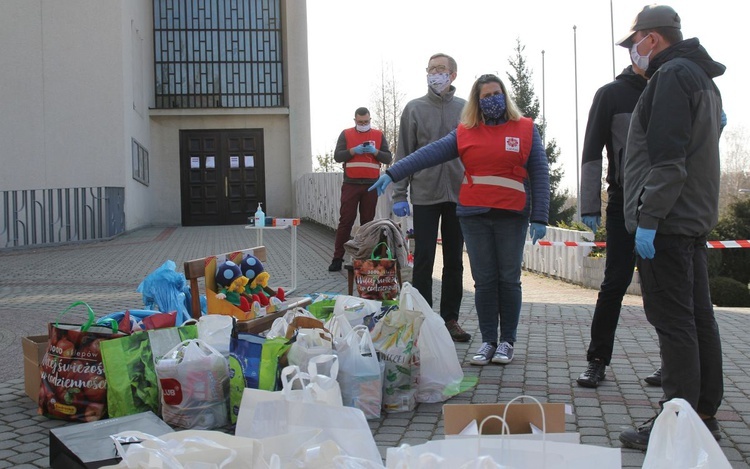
[610,0,616,79]
[573,25,581,222]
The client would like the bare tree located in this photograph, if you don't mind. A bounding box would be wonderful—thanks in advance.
[371,62,405,158]
[719,125,750,214]
[313,150,342,172]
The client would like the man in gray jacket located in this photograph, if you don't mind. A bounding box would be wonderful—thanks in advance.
[391,53,469,342]
[616,4,725,450]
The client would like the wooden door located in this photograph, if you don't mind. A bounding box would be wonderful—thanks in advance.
[180,129,265,226]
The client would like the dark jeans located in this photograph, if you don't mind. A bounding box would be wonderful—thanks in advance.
[412,203,464,322]
[586,203,636,364]
[333,183,377,259]
[460,213,527,344]
[637,235,723,416]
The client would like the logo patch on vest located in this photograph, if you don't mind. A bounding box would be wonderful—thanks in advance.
[505,136,520,152]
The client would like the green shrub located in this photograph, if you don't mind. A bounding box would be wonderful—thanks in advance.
[710,198,750,285]
[709,276,750,307]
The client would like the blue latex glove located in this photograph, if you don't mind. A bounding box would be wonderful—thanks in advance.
[353,144,368,155]
[529,223,547,245]
[582,215,601,233]
[362,142,375,154]
[368,173,393,196]
[393,201,411,217]
[635,227,656,259]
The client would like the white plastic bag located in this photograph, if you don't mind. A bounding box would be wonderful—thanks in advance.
[336,325,382,419]
[287,328,333,373]
[370,305,423,412]
[333,295,382,328]
[400,282,464,402]
[266,307,316,339]
[155,339,230,429]
[197,314,234,357]
[106,430,264,469]
[307,354,344,407]
[643,398,731,469]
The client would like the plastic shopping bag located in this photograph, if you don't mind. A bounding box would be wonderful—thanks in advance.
[370,306,424,413]
[400,282,464,402]
[155,339,230,429]
[101,323,198,418]
[236,396,382,465]
[643,398,731,469]
[228,332,265,424]
[286,328,332,373]
[307,354,343,407]
[336,325,382,419]
[198,314,234,357]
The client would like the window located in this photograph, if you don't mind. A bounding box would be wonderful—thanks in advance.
[132,138,150,185]
[153,0,284,109]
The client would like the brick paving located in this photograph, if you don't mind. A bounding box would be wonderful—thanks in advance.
[0,222,749,468]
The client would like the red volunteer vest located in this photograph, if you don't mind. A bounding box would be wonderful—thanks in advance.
[456,117,534,211]
[343,127,383,180]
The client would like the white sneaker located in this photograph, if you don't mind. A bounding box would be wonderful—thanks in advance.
[492,341,514,364]
[470,342,497,366]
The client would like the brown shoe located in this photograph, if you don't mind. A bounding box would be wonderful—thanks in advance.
[445,319,471,342]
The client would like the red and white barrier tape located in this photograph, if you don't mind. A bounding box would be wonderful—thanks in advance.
[526,240,750,249]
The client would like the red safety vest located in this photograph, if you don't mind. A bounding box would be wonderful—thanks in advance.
[456,118,534,211]
[343,127,383,180]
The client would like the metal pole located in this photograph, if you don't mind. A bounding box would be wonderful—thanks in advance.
[541,49,546,148]
[610,0,616,79]
[573,25,581,221]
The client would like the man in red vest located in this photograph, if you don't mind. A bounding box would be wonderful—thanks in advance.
[328,107,393,272]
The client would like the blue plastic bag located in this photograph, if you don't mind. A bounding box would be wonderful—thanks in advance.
[136,260,194,324]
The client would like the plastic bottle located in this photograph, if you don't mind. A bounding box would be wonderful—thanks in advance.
[254,202,265,227]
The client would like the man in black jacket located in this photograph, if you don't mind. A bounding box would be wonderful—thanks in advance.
[616,4,726,450]
[576,66,661,389]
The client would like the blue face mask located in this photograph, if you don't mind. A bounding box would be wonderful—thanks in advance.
[479,94,506,120]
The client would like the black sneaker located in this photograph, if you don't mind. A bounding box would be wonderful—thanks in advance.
[619,416,656,450]
[328,258,343,272]
[576,359,606,388]
[445,319,471,342]
[644,367,662,386]
[703,417,722,441]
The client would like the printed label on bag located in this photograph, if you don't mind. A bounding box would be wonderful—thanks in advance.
[160,378,183,405]
[353,259,399,300]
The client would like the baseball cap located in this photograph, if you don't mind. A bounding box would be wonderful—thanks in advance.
[616,4,681,48]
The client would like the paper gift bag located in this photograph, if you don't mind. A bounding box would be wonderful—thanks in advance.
[39,301,124,422]
[352,242,400,300]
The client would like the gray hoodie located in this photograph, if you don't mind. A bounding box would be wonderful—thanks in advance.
[391,86,466,205]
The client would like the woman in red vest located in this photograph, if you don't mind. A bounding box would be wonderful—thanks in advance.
[370,74,550,366]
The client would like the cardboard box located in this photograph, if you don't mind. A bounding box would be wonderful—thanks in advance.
[443,402,566,435]
[22,335,48,403]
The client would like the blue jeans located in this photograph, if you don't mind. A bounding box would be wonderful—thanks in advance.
[412,203,464,323]
[460,213,528,344]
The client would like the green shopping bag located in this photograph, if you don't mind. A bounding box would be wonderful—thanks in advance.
[258,336,292,391]
[101,324,198,418]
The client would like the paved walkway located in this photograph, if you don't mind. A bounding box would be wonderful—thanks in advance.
[1,222,749,468]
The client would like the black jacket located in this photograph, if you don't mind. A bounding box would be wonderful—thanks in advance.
[623,38,725,236]
[580,66,647,216]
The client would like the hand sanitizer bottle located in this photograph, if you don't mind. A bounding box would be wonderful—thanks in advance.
[254,202,265,227]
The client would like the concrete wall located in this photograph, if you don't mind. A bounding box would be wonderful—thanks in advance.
[0,0,311,231]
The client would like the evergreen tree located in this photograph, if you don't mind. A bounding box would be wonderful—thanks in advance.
[506,38,575,226]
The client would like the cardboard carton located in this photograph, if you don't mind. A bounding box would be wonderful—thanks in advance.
[22,335,48,403]
[443,402,566,435]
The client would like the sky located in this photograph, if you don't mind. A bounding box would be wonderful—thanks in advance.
[306,0,747,195]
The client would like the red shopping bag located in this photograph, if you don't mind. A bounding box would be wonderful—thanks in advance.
[39,301,123,422]
[352,242,400,300]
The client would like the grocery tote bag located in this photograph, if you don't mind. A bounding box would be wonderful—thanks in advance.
[39,301,123,422]
[352,241,400,300]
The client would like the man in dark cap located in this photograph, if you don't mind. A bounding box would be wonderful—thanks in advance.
[616,4,726,450]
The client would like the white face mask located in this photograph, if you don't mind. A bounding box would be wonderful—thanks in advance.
[630,35,653,71]
[427,73,451,95]
[356,124,371,132]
